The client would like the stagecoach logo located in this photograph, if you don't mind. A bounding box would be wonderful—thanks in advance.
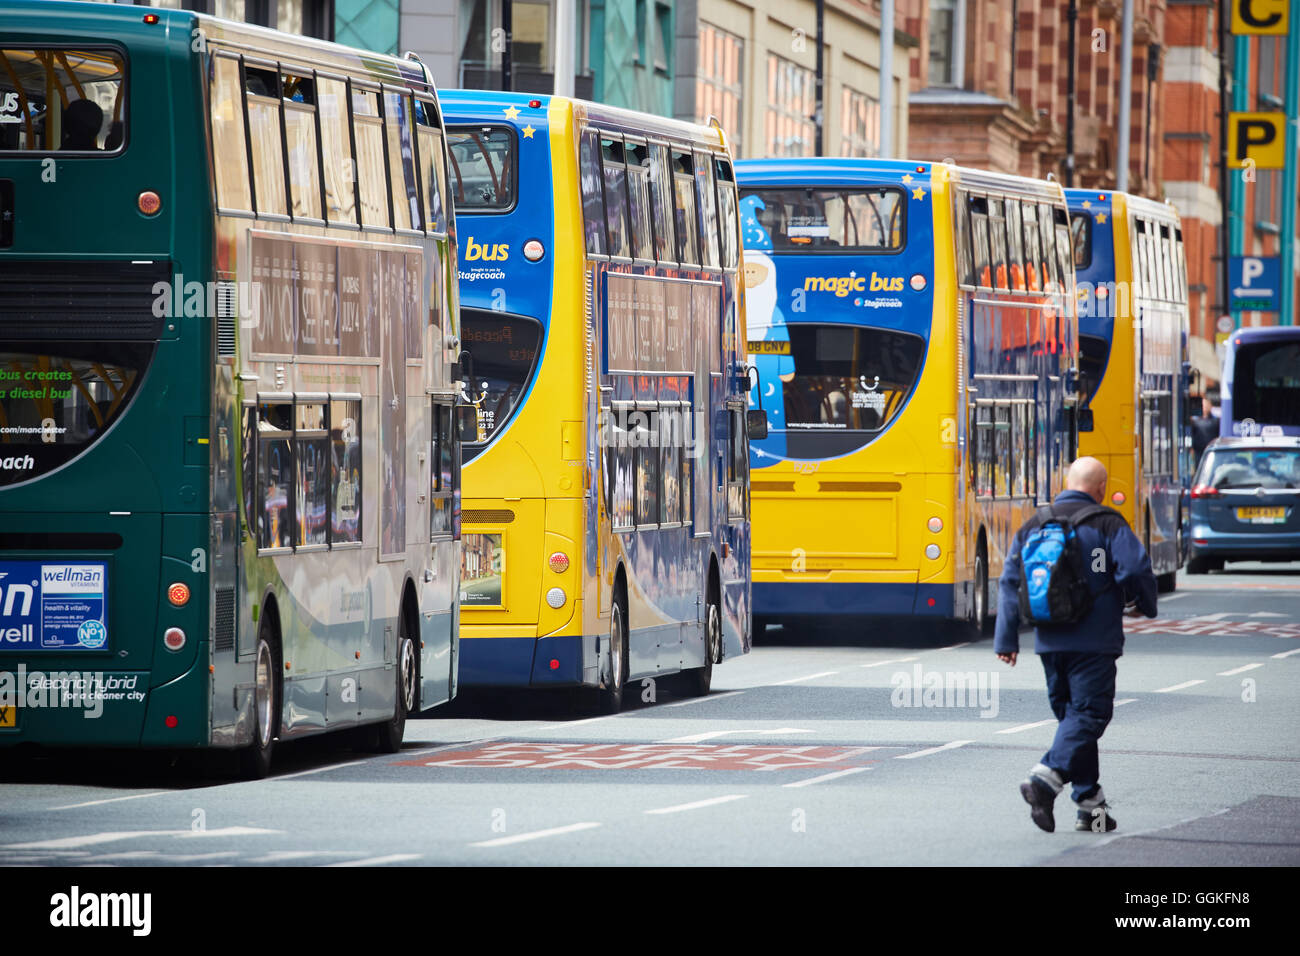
[0,454,35,471]
[804,272,905,297]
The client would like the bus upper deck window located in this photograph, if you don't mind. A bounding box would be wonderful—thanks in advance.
[0,49,127,153]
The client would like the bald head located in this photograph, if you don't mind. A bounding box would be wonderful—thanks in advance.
[1066,457,1108,504]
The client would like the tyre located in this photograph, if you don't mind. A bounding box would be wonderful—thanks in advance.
[1186,555,1209,574]
[969,542,990,637]
[1157,571,1177,593]
[360,611,416,754]
[678,579,721,698]
[596,584,628,714]
[239,623,281,780]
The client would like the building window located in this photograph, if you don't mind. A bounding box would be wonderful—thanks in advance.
[929,0,960,86]
[635,0,647,65]
[1254,168,1277,230]
[766,54,815,158]
[302,0,334,40]
[840,86,880,157]
[653,2,671,74]
[696,22,743,156]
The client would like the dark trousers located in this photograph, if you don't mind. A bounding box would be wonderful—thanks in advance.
[1040,651,1118,802]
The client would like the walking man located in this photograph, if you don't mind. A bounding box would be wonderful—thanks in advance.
[995,457,1158,832]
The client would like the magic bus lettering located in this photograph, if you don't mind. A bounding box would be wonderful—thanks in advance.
[464,237,509,262]
[804,273,905,296]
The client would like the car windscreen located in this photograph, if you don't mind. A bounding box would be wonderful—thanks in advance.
[0,48,126,153]
[1197,448,1300,490]
[739,187,904,252]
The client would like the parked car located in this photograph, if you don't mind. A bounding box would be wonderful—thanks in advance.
[1187,437,1300,572]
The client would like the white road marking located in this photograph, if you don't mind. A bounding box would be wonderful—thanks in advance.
[86,851,240,863]
[51,791,171,811]
[1248,611,1288,618]
[896,740,974,759]
[937,642,971,651]
[5,831,183,850]
[996,719,1055,735]
[1271,647,1300,659]
[271,757,373,780]
[770,671,839,685]
[644,794,748,815]
[660,730,737,743]
[558,713,624,728]
[248,850,358,863]
[1154,679,1206,693]
[470,822,602,847]
[664,690,744,707]
[1217,663,1264,676]
[177,826,280,839]
[860,656,919,668]
[782,767,872,788]
[323,854,421,867]
[1115,698,1139,706]
[1159,593,1188,602]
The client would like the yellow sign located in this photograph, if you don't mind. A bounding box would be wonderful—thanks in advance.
[1228,112,1286,169]
[747,340,791,355]
[1215,331,1232,347]
[1230,0,1289,35]
[0,703,15,728]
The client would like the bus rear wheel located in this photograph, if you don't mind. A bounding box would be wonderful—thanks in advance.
[969,542,990,637]
[361,613,415,753]
[596,585,628,714]
[678,581,721,698]
[239,624,280,780]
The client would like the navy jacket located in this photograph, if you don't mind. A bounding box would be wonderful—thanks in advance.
[994,490,1158,656]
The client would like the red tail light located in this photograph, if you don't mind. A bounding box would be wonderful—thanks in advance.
[1191,484,1219,498]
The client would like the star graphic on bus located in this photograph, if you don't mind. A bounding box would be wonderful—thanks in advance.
[1097,213,1107,224]
[901,173,913,185]
[911,186,926,201]
[1082,200,1092,209]
[522,125,536,138]
[503,105,521,120]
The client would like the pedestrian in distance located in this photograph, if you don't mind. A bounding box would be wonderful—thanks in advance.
[994,456,1158,833]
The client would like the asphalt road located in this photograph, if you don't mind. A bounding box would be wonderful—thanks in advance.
[2,562,1298,867]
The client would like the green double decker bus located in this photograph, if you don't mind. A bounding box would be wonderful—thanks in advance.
[0,1,466,775]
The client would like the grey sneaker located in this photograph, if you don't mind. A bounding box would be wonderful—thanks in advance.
[1076,803,1118,832]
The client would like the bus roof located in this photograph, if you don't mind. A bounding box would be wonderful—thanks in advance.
[737,156,1065,203]
[0,0,433,94]
[1228,325,1300,343]
[440,89,728,151]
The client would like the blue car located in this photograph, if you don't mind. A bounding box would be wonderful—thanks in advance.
[1187,437,1300,572]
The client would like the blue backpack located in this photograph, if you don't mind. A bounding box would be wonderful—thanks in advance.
[1017,504,1113,625]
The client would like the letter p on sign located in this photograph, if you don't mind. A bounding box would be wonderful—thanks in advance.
[1229,113,1285,169]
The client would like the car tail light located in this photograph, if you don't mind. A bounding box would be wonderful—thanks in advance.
[1191,484,1219,498]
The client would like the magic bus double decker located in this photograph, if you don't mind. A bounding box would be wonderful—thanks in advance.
[1067,189,1190,591]
[736,158,1083,634]
[0,1,468,775]
[441,91,757,711]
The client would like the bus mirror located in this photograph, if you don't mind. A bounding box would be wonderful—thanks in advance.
[1077,407,1094,432]
[746,409,768,441]
[455,405,479,443]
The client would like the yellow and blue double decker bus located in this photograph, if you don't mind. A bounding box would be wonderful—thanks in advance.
[736,158,1082,634]
[0,1,467,775]
[441,91,755,711]
[1067,189,1189,591]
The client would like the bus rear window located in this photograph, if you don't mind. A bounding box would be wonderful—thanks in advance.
[1232,339,1300,428]
[770,323,924,458]
[1070,211,1092,269]
[447,126,515,210]
[460,309,542,457]
[0,49,126,153]
[0,345,151,485]
[739,187,904,252]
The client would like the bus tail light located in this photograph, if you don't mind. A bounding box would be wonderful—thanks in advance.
[167,582,190,606]
[143,13,160,23]
[548,551,570,573]
[927,517,943,532]
[163,627,186,651]
[909,274,927,291]
[138,191,162,215]
[1191,484,1219,499]
[523,239,545,261]
[1110,491,1126,506]
[924,544,941,560]
[1095,286,1109,299]
[546,587,566,609]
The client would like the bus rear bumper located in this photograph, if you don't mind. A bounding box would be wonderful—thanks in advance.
[754,581,955,618]
[459,633,599,688]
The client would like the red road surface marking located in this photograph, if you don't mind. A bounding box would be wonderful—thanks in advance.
[394,742,882,771]
[1125,619,1300,638]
